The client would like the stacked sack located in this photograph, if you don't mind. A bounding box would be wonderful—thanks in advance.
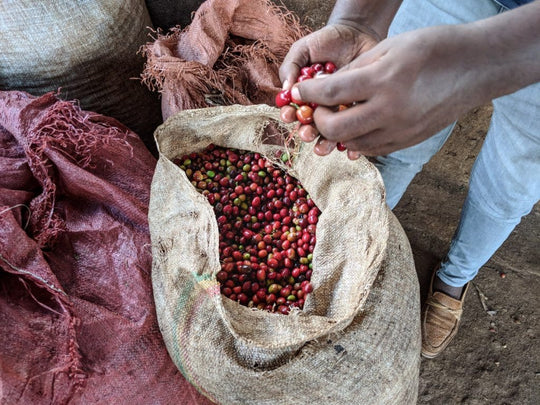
[0,0,162,152]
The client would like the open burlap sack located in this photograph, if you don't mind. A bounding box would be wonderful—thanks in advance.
[149,104,421,404]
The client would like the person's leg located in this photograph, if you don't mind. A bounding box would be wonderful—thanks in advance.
[423,80,540,358]
[438,83,540,288]
[376,0,502,209]
[375,126,454,209]
[382,0,540,358]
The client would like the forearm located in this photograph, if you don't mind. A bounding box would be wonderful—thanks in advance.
[327,0,403,40]
[466,0,540,100]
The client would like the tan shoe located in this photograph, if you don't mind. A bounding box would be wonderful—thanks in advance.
[421,272,469,359]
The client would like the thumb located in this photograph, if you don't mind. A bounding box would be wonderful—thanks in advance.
[291,66,376,107]
[279,42,311,90]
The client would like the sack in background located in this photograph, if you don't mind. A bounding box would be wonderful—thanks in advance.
[0,0,162,153]
[141,0,309,120]
[149,104,421,404]
[0,91,211,405]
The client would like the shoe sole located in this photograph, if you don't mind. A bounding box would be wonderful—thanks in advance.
[421,350,439,359]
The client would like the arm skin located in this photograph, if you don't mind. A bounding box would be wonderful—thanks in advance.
[283,0,540,158]
[327,0,403,40]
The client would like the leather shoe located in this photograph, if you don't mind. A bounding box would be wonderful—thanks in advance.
[421,271,469,359]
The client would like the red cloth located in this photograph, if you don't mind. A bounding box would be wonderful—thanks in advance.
[141,0,308,120]
[0,91,212,404]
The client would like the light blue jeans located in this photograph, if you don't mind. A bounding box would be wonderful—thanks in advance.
[375,0,540,287]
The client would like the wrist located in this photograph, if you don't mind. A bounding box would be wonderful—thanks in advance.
[327,0,402,40]
[325,20,383,43]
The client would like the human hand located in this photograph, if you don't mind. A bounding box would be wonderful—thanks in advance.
[289,24,507,158]
[279,23,380,90]
[278,23,379,153]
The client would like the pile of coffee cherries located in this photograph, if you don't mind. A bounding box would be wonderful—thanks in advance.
[174,144,318,315]
[275,61,347,152]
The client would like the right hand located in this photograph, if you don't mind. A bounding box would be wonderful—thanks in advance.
[278,23,380,153]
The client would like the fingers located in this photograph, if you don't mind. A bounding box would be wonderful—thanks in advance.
[337,43,385,73]
[347,150,362,160]
[281,79,385,158]
[313,137,336,156]
[291,65,377,107]
[278,34,391,160]
[341,128,398,157]
[312,102,380,143]
[279,40,310,90]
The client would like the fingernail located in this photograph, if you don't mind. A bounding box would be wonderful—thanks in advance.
[282,80,289,90]
[314,138,335,155]
[291,86,301,101]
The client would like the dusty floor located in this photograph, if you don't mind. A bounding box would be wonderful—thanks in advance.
[279,1,539,404]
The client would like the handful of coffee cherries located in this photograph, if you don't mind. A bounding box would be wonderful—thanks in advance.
[275,61,348,152]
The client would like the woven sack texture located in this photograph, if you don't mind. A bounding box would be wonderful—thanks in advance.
[141,0,308,120]
[0,0,162,152]
[149,104,421,404]
[0,91,212,405]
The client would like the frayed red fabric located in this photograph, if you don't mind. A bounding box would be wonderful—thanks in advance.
[141,0,309,120]
[0,91,212,404]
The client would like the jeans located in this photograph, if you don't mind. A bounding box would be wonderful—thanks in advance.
[375,0,540,287]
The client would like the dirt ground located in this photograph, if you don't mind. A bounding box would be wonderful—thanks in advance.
[400,106,539,405]
[278,1,539,404]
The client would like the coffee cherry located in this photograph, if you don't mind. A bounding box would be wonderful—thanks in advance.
[337,143,347,152]
[175,145,319,314]
[296,105,314,125]
[275,89,291,108]
[276,61,356,155]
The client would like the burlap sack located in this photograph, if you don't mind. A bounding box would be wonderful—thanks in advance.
[0,0,162,152]
[149,105,421,404]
